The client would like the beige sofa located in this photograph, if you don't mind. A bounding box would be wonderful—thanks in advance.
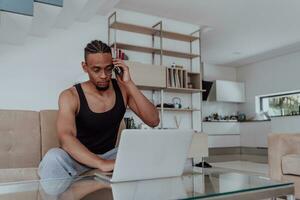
[0,109,208,184]
[0,109,127,183]
[268,133,300,198]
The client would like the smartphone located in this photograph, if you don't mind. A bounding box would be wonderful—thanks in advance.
[113,65,123,77]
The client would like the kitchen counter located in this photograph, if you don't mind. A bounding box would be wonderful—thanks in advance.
[204,116,300,148]
[239,119,271,122]
[203,120,270,123]
[203,120,238,123]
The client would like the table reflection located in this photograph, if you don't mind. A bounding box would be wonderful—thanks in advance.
[0,173,204,200]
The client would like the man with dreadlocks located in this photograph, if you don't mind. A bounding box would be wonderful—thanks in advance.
[38,40,160,179]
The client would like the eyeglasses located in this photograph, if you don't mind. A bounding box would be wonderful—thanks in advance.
[103,65,114,76]
[92,64,114,76]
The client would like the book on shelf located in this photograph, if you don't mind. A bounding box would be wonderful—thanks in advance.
[173,69,177,87]
[179,70,183,88]
[183,70,187,88]
[170,68,175,87]
[175,69,180,88]
[166,67,190,89]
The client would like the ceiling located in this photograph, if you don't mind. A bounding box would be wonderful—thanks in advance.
[115,0,300,67]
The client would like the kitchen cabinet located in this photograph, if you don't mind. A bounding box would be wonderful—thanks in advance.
[204,121,272,148]
[208,135,240,148]
[239,121,271,147]
[216,80,245,102]
[203,122,240,147]
[271,115,300,133]
[203,122,240,135]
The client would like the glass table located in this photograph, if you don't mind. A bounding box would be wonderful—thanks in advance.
[0,168,294,200]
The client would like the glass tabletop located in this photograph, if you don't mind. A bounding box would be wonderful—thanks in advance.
[0,168,293,200]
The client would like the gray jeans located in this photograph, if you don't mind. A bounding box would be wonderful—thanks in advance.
[38,147,118,180]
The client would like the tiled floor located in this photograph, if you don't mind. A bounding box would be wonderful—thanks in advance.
[211,160,269,175]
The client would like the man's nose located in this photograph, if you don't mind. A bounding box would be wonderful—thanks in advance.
[99,70,107,78]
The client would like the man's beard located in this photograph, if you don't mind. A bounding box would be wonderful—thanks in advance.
[96,85,109,91]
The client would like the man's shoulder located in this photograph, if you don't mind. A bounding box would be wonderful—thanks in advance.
[59,86,78,104]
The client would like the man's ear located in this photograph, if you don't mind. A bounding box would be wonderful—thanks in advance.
[81,61,88,73]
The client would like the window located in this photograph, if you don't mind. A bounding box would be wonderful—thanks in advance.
[260,92,300,117]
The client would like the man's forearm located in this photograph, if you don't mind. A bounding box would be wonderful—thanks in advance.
[126,81,160,127]
[60,134,104,169]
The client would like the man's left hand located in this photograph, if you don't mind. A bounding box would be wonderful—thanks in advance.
[112,59,132,85]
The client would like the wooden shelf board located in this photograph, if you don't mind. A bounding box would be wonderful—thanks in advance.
[110,21,199,42]
[187,71,201,75]
[112,43,156,54]
[161,30,199,42]
[137,85,164,91]
[165,87,205,93]
[157,108,201,112]
[135,85,206,93]
[110,21,156,35]
[163,50,199,59]
[111,43,199,59]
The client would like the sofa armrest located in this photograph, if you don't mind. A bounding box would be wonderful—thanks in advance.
[268,133,300,180]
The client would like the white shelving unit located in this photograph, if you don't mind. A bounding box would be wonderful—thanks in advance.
[108,12,204,130]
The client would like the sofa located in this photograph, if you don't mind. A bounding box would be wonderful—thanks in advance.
[0,109,208,184]
[0,109,125,183]
[268,133,300,198]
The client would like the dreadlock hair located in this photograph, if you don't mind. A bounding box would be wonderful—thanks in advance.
[84,40,111,61]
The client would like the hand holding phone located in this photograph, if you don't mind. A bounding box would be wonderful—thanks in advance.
[112,58,131,83]
[113,65,123,77]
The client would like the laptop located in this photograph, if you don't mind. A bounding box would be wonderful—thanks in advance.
[94,129,194,182]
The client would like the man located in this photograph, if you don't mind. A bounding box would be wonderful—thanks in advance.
[38,40,160,179]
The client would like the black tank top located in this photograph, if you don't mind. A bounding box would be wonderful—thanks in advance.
[74,79,126,154]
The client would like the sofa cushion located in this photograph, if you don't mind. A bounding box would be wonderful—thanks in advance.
[0,168,38,183]
[0,190,39,200]
[40,110,60,157]
[282,154,300,176]
[0,110,40,168]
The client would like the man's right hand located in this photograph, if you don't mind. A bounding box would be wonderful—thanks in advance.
[98,159,115,172]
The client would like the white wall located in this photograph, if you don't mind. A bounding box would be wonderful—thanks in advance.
[236,50,300,134]
[0,15,106,111]
[237,51,300,115]
[202,63,239,118]
[0,9,201,129]
[204,63,237,82]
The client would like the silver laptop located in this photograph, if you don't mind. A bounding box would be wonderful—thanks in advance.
[95,129,193,182]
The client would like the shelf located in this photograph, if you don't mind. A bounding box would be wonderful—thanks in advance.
[165,87,205,93]
[137,85,205,93]
[110,21,156,35]
[127,107,200,112]
[135,85,205,93]
[157,108,201,112]
[111,43,199,59]
[110,21,199,42]
[162,30,199,42]
[187,71,201,75]
[137,85,164,91]
[109,12,203,131]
